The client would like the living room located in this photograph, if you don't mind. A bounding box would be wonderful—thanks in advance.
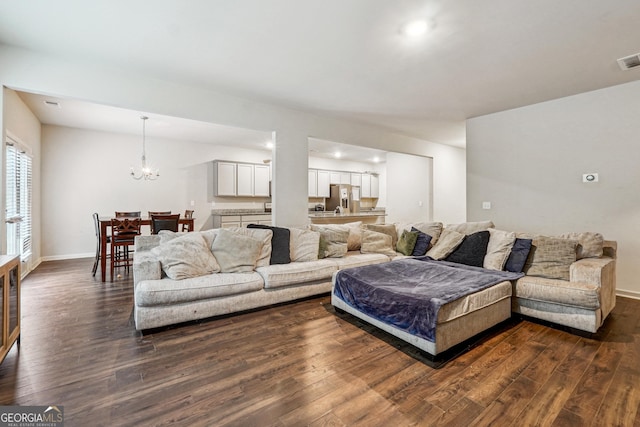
[1,1,640,425]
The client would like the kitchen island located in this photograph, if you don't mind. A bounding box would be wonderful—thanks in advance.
[308,211,386,225]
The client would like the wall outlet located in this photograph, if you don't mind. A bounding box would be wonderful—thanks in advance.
[583,173,598,183]
[482,201,491,210]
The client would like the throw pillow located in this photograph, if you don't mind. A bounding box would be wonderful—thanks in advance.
[247,224,291,264]
[151,233,220,280]
[504,238,533,273]
[559,232,604,259]
[224,227,272,267]
[289,228,320,262]
[210,228,264,273]
[426,228,466,260]
[445,230,490,267]
[361,229,397,257]
[411,226,432,256]
[446,220,495,235]
[344,221,363,251]
[310,224,348,258]
[411,222,443,244]
[396,230,419,256]
[365,224,398,249]
[484,228,516,270]
[523,235,578,280]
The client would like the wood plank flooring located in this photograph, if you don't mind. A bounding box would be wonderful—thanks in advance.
[1,258,639,426]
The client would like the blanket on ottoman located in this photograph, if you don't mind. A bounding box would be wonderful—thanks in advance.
[333,257,524,342]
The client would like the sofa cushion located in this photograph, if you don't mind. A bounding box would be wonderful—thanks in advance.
[247,224,291,265]
[344,221,363,251]
[484,228,516,271]
[224,227,273,267]
[211,229,264,273]
[332,251,390,270]
[514,275,600,310]
[396,222,443,245]
[256,260,337,289]
[365,224,398,249]
[426,228,465,260]
[396,229,419,256]
[446,220,495,235]
[361,229,397,257]
[135,272,264,306]
[505,238,533,273]
[411,226,432,256]
[151,232,220,280]
[524,235,578,281]
[310,224,349,258]
[559,232,604,259]
[445,230,490,267]
[289,228,320,262]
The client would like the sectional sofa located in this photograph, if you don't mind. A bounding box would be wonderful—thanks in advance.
[132,221,617,349]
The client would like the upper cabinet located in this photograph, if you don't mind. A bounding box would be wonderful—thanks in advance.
[309,169,330,197]
[213,160,270,197]
[309,167,379,199]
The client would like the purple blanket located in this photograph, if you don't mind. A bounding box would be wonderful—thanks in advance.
[333,257,524,342]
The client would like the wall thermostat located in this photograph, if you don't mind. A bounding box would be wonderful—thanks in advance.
[582,173,598,183]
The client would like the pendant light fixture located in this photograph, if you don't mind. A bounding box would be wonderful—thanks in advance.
[130,115,159,180]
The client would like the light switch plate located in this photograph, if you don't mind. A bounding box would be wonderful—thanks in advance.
[482,201,491,210]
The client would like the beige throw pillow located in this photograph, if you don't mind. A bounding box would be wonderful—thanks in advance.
[484,228,516,270]
[559,232,604,259]
[344,221,363,251]
[524,235,578,281]
[361,229,397,257]
[211,228,264,273]
[446,220,495,235]
[223,227,273,267]
[426,228,465,260]
[396,222,443,245]
[151,233,220,280]
[289,228,320,262]
[310,224,349,258]
[365,224,398,250]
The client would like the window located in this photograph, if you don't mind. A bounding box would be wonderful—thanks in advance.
[5,138,33,261]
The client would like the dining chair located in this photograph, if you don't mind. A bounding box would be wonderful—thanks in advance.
[148,211,171,218]
[115,211,141,218]
[150,214,180,235]
[182,210,195,232]
[92,212,110,277]
[110,217,141,281]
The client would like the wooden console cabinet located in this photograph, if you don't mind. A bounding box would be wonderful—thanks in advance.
[0,255,20,364]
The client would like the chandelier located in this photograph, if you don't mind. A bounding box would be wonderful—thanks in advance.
[130,116,159,180]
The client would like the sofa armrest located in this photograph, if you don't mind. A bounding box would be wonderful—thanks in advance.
[135,235,161,252]
[570,256,616,319]
[133,250,162,286]
[603,240,617,259]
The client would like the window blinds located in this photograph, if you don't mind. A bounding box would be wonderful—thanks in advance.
[5,141,33,261]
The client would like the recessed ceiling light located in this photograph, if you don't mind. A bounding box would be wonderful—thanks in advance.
[265,141,274,149]
[373,156,380,163]
[334,151,342,158]
[402,20,429,38]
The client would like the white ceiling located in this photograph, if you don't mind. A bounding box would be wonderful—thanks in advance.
[2,0,640,150]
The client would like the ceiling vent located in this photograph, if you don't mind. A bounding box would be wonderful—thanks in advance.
[617,53,640,70]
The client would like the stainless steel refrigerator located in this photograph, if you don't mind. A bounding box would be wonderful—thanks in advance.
[326,184,360,213]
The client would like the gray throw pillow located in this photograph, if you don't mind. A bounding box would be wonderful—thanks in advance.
[524,235,578,280]
[151,233,220,280]
[211,229,264,273]
[361,229,397,256]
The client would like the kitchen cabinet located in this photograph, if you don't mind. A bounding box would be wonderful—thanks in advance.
[350,173,361,187]
[329,172,341,184]
[340,172,351,184]
[361,173,371,198]
[213,161,237,196]
[213,161,270,197]
[317,170,331,198]
[0,255,20,365]
[308,170,317,197]
[371,174,380,198]
[212,214,271,229]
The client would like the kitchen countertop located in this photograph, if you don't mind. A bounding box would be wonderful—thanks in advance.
[211,209,270,216]
[308,211,386,218]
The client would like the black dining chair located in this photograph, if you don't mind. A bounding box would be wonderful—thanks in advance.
[150,214,180,235]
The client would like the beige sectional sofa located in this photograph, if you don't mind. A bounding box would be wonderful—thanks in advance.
[132,221,617,341]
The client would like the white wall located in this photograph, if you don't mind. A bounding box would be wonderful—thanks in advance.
[467,79,640,297]
[386,153,432,223]
[0,45,466,262]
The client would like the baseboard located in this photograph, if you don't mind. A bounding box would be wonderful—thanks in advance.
[616,289,640,300]
[41,252,93,262]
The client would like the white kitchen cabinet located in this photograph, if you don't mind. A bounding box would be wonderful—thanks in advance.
[213,161,237,196]
[371,174,380,198]
[350,173,361,187]
[308,169,318,197]
[361,173,371,198]
[317,170,331,198]
[329,171,341,184]
[340,172,351,184]
[237,163,254,196]
[254,164,271,197]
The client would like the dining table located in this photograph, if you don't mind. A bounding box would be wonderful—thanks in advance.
[98,216,195,282]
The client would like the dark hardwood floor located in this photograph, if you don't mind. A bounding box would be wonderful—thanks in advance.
[1,258,639,426]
